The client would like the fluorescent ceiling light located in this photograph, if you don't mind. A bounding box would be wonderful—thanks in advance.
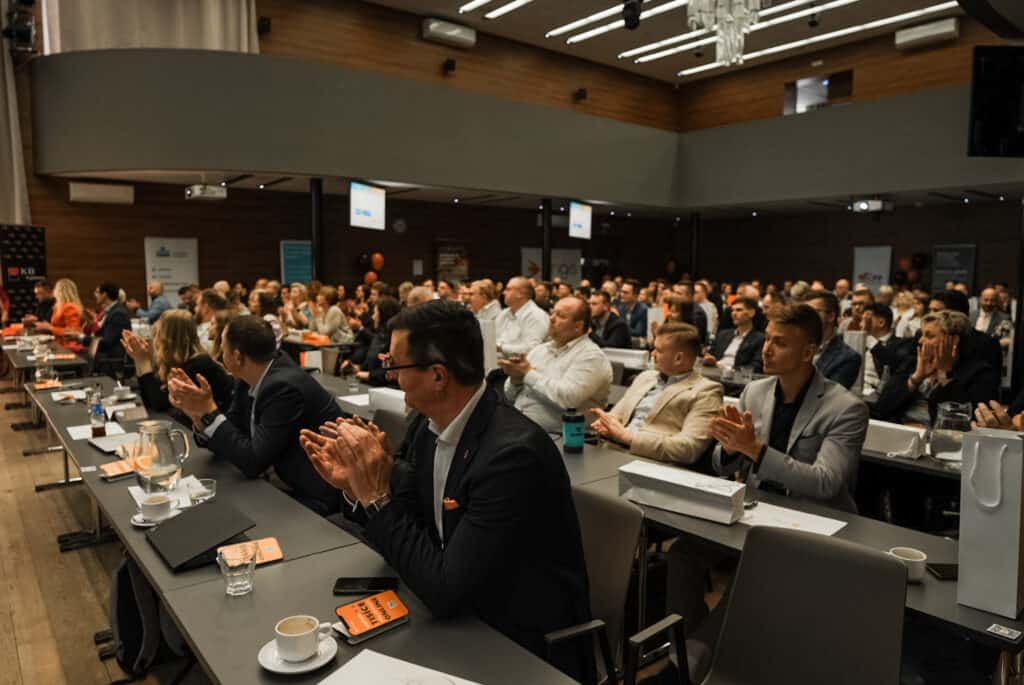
[546,0,656,38]
[678,1,959,76]
[636,36,716,63]
[458,0,495,13]
[485,0,534,19]
[566,0,689,45]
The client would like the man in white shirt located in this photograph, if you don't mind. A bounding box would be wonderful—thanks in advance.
[694,281,719,339]
[468,279,501,321]
[862,303,916,395]
[703,298,764,372]
[495,276,549,357]
[501,296,612,433]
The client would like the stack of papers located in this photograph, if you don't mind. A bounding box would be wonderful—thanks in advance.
[740,502,847,536]
[318,650,481,685]
[338,393,370,408]
[68,422,125,441]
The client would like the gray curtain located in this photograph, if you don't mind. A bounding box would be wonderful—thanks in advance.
[0,0,31,225]
[43,0,259,54]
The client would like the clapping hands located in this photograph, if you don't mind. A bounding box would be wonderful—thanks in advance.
[300,417,393,507]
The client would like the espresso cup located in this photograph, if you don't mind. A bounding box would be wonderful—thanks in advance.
[140,494,172,521]
[274,615,332,662]
[889,546,928,583]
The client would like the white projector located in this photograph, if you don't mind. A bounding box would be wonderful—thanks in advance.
[185,184,227,200]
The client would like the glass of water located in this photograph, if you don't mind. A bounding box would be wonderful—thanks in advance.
[930,401,972,458]
[217,542,258,596]
[189,478,217,505]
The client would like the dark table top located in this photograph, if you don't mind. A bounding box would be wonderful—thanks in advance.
[4,341,87,370]
[861,448,963,481]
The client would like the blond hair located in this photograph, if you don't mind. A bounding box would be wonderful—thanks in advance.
[53,278,82,309]
[153,310,204,382]
[922,309,970,337]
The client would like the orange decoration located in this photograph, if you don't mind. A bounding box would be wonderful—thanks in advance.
[370,252,385,271]
[364,271,379,285]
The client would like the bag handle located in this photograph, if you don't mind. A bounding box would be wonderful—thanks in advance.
[967,440,1007,512]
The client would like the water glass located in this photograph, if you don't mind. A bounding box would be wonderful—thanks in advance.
[217,542,258,596]
[930,401,972,458]
[189,478,217,505]
[347,374,360,393]
[738,366,754,384]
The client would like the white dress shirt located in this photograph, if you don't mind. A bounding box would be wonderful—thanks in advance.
[427,382,487,542]
[718,330,747,370]
[504,334,612,433]
[975,310,992,333]
[863,332,891,394]
[496,299,549,356]
[475,300,501,322]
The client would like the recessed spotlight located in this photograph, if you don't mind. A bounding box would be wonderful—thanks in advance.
[675,216,681,221]
[751,210,758,217]
[610,210,616,216]
[220,181,227,187]
[453,198,460,204]
[560,206,566,211]
[999,195,1006,201]
[846,205,853,211]
[258,184,266,190]
[627,212,632,217]
[963,197,970,204]
[538,204,544,210]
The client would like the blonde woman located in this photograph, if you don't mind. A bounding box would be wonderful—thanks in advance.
[282,282,313,329]
[122,310,233,419]
[209,309,236,363]
[34,278,83,336]
[310,285,354,344]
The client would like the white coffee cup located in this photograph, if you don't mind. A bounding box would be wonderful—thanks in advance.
[140,494,172,522]
[889,546,928,583]
[274,615,332,662]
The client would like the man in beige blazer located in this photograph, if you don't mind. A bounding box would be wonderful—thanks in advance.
[592,321,723,464]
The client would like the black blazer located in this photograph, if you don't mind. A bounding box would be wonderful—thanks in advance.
[815,335,862,389]
[364,331,396,387]
[138,354,234,425]
[869,335,917,378]
[710,328,765,372]
[360,387,592,680]
[872,355,1001,424]
[96,302,132,357]
[590,312,632,348]
[199,353,343,515]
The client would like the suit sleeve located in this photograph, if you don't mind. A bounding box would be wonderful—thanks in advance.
[208,384,305,478]
[363,445,540,618]
[630,383,723,464]
[713,387,749,477]
[831,351,862,389]
[606,320,632,349]
[96,311,128,354]
[629,307,647,338]
[756,398,867,501]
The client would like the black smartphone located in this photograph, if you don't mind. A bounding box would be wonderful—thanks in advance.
[332,576,399,595]
[926,563,958,581]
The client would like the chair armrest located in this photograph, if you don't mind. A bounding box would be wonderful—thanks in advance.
[545,619,617,685]
[624,613,691,685]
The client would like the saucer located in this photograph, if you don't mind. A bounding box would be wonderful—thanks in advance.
[130,509,181,528]
[257,636,337,674]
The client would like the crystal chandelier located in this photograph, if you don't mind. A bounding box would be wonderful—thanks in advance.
[687,0,763,66]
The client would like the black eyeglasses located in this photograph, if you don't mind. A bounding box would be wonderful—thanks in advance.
[381,355,445,373]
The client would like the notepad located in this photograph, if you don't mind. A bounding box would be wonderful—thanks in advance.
[68,422,125,441]
[52,389,87,401]
[338,393,370,408]
[740,502,847,536]
[318,650,481,685]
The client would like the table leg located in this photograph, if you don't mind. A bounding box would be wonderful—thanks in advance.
[33,447,82,492]
[56,498,117,553]
[993,650,1024,685]
[5,369,28,410]
[637,524,648,633]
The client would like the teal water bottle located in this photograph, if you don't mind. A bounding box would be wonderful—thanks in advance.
[562,408,584,453]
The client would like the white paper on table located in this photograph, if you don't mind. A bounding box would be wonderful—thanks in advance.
[318,650,482,685]
[68,422,126,441]
[338,393,370,408]
[2,344,17,350]
[740,502,847,536]
[52,389,87,401]
[105,402,138,419]
[127,475,202,509]
[25,354,37,361]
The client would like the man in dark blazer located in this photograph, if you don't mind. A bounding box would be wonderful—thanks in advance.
[806,290,861,389]
[862,303,916,396]
[616,279,648,339]
[167,315,342,516]
[588,290,632,348]
[300,302,592,680]
[92,281,132,373]
[970,287,1011,338]
[704,297,764,372]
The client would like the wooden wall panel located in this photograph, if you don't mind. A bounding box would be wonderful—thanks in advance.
[256,0,680,131]
[678,17,1003,131]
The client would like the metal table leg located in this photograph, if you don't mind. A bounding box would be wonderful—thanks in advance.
[34,447,82,492]
[5,369,28,410]
[57,498,117,553]
[638,524,648,633]
[994,650,1024,685]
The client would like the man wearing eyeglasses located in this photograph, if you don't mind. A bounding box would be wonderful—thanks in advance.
[300,301,593,680]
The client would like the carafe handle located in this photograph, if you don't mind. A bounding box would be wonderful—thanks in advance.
[169,429,191,466]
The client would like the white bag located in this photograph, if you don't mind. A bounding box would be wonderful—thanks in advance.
[863,420,926,460]
[618,460,745,525]
[957,428,1024,619]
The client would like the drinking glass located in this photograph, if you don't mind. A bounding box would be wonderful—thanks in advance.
[738,366,754,384]
[217,542,258,596]
[189,478,217,505]
[930,401,972,458]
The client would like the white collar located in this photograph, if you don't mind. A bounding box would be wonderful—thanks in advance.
[429,382,487,446]
[248,360,274,399]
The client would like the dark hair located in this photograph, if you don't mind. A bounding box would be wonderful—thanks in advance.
[866,303,893,329]
[591,290,612,305]
[930,290,970,315]
[577,286,592,299]
[733,297,758,311]
[769,304,823,347]
[374,295,401,329]
[806,290,839,318]
[178,285,192,296]
[200,289,228,311]
[371,281,393,297]
[97,282,119,301]
[224,315,276,363]
[34,279,52,290]
[253,290,276,316]
[622,278,641,294]
[388,300,484,386]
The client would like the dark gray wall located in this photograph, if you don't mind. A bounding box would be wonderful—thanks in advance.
[30,49,681,209]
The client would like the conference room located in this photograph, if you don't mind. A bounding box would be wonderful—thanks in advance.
[3,0,1024,683]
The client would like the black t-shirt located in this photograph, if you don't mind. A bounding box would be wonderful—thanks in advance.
[36,297,55,322]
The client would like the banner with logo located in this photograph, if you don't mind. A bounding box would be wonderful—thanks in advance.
[280,240,313,285]
[143,237,198,307]
[0,224,46,320]
[853,245,892,293]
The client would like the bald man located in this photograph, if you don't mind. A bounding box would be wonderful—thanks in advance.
[128,281,172,324]
[496,276,549,357]
[971,287,1010,339]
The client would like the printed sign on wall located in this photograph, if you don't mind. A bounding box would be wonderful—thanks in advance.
[143,237,198,307]
[521,247,582,285]
[853,246,892,293]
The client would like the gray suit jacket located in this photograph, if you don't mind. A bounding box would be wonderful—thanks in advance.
[970,309,1010,337]
[713,369,868,513]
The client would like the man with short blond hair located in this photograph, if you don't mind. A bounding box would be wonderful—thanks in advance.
[469,279,500,321]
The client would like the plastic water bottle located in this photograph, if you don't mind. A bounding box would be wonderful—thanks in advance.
[562,408,584,453]
[89,389,106,438]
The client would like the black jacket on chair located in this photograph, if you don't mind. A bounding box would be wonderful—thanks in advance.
[198,353,343,515]
[710,328,765,372]
[815,335,862,389]
[589,312,632,348]
[357,387,593,680]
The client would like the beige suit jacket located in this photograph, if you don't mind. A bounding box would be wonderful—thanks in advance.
[610,370,723,465]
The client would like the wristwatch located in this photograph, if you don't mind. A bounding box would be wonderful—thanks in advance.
[365,492,392,517]
[199,411,221,428]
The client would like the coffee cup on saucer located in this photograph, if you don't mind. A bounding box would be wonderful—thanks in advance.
[889,546,927,583]
[114,385,134,400]
[139,494,172,522]
[274,615,332,662]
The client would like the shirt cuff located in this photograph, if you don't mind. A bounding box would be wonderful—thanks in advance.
[203,414,228,439]
[523,369,542,388]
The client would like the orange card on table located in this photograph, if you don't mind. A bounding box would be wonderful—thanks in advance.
[33,379,62,389]
[99,460,135,477]
[216,537,283,565]
[335,590,409,638]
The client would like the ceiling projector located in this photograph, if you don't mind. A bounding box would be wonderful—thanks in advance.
[185,184,227,200]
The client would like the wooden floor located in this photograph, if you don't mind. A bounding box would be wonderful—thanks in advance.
[0,392,206,685]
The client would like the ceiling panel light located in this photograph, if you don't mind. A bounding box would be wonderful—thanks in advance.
[547,1,656,38]
[679,1,959,76]
[567,0,689,44]
[459,0,495,13]
[636,36,715,63]
[485,0,535,19]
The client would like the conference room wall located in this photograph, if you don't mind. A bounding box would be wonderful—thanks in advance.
[697,202,1019,289]
[677,16,1001,132]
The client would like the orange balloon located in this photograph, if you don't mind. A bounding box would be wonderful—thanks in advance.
[370,252,385,271]
[364,271,379,285]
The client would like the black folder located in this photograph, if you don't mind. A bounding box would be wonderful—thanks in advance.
[146,497,255,572]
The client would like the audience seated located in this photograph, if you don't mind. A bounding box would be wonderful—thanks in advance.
[703,297,764,372]
[468,279,501,321]
[299,302,592,680]
[31,278,82,336]
[405,285,434,308]
[128,280,172,324]
[353,295,402,386]
[592,322,722,463]
[194,288,228,352]
[806,290,862,389]
[282,282,313,330]
[587,291,631,348]
[694,281,719,338]
[495,276,549,356]
[92,281,132,366]
[972,287,1012,350]
[310,285,354,344]
[616,278,648,339]
[168,316,343,515]
[534,281,554,312]
[929,290,1003,375]
[22,279,55,326]
[501,296,612,433]
[862,303,916,396]
[838,287,874,333]
[249,288,286,345]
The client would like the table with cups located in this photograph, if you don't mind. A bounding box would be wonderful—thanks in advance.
[3,335,87,420]
[24,376,578,684]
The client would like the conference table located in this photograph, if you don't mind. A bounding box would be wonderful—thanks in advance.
[2,338,87,414]
[24,376,577,684]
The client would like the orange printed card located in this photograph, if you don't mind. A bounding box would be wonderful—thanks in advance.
[33,379,62,389]
[336,590,409,637]
[216,537,283,566]
[99,460,135,477]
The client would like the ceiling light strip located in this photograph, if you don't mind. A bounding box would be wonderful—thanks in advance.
[678,1,960,76]
[636,36,716,63]
[458,0,495,13]
[547,0,657,38]
[485,0,535,19]
[566,0,689,44]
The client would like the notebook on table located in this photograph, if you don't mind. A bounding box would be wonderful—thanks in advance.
[146,498,254,572]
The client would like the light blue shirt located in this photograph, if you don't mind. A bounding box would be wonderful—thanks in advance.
[626,372,689,434]
[136,294,172,324]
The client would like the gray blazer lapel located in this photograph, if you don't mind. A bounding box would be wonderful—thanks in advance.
[787,371,826,452]
[757,377,778,443]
